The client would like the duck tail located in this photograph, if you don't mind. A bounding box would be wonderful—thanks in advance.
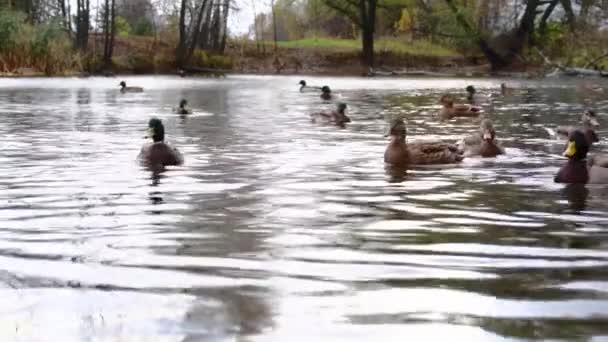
[544,127,557,138]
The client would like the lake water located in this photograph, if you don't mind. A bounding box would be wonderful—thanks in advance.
[1,75,608,341]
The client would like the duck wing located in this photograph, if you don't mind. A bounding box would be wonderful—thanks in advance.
[408,142,463,164]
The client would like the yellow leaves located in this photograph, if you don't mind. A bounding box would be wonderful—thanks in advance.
[395,8,415,33]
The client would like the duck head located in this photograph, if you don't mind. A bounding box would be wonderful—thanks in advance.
[480,119,496,142]
[563,130,589,160]
[581,110,599,128]
[179,99,188,109]
[337,103,350,123]
[321,86,332,100]
[148,118,165,142]
[466,85,476,96]
[299,80,306,87]
[439,95,454,108]
[119,81,126,89]
[385,118,407,140]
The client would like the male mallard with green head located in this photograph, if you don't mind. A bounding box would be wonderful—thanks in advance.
[174,99,191,115]
[119,81,144,93]
[299,80,322,92]
[466,85,479,104]
[554,130,608,184]
[384,118,464,166]
[138,118,184,168]
[320,86,332,100]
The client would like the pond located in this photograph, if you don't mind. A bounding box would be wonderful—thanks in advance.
[0,75,607,341]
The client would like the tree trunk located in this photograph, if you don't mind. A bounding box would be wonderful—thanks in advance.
[219,0,229,53]
[272,0,278,53]
[186,0,209,62]
[517,0,539,47]
[559,0,576,31]
[443,0,508,69]
[108,0,116,60]
[103,0,110,62]
[200,0,215,49]
[176,0,188,66]
[75,0,90,50]
[539,0,559,38]
[211,0,222,50]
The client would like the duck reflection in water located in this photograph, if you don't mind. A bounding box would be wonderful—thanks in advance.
[561,184,589,212]
[149,171,164,205]
[385,164,409,183]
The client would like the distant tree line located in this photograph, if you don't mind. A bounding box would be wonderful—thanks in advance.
[0,0,233,71]
[251,0,608,69]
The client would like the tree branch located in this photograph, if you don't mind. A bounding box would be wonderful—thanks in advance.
[323,0,362,27]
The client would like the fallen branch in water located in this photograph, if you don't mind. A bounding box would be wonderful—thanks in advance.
[535,47,608,77]
[584,51,608,70]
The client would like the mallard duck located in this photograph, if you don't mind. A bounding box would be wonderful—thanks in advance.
[384,118,464,166]
[466,85,478,104]
[554,110,599,146]
[500,83,513,96]
[174,99,191,115]
[555,130,608,184]
[310,103,351,126]
[138,118,184,168]
[439,95,483,120]
[299,80,322,92]
[120,81,144,93]
[458,119,505,157]
[321,86,332,100]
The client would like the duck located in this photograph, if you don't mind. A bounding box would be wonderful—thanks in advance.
[320,86,332,100]
[138,118,184,168]
[458,119,505,157]
[299,80,322,92]
[554,110,599,146]
[554,129,608,184]
[120,81,144,93]
[310,103,351,126]
[439,95,483,120]
[466,85,479,104]
[384,118,464,166]
[174,99,191,115]
[500,83,514,96]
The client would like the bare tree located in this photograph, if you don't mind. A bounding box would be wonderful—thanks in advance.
[75,0,90,50]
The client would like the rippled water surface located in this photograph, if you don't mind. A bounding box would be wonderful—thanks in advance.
[1,75,608,341]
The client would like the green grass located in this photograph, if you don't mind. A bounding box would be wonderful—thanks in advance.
[272,37,459,57]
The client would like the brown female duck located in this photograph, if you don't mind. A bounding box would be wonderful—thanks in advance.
[310,103,351,126]
[458,119,505,157]
[439,95,483,120]
[555,130,608,184]
[384,118,464,166]
[138,118,184,168]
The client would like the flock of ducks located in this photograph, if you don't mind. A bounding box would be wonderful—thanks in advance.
[301,79,606,185]
[128,78,606,184]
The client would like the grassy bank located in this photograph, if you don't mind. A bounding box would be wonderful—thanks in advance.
[273,37,460,58]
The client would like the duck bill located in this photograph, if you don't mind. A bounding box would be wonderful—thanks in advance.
[563,141,577,157]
